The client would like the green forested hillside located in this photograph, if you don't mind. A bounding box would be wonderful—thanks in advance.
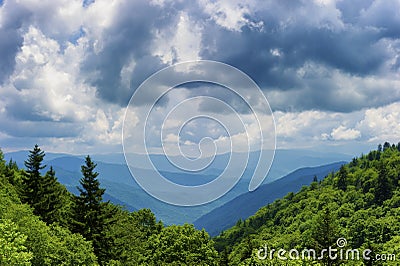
[1,143,399,265]
[0,145,218,265]
[214,142,400,265]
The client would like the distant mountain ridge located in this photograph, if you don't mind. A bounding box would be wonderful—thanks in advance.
[4,149,351,224]
[194,161,345,236]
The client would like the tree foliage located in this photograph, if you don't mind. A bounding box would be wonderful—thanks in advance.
[73,155,112,264]
[214,143,400,265]
[0,219,32,266]
[21,145,70,225]
[2,142,399,265]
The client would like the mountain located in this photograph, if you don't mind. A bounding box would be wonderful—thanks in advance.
[194,162,345,236]
[4,149,352,224]
[213,144,400,265]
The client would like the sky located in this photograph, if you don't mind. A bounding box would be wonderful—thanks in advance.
[0,0,399,156]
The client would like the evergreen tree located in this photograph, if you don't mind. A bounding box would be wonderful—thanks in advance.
[39,167,71,225]
[5,159,24,196]
[22,145,46,208]
[74,155,111,264]
[22,145,69,226]
[383,141,391,151]
[374,162,392,205]
[377,144,382,152]
[336,165,347,191]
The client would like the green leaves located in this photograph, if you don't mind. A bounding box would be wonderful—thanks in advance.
[0,219,32,266]
[0,176,97,266]
[215,143,400,265]
[147,224,218,265]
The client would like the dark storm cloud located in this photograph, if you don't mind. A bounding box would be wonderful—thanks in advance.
[0,2,30,84]
[183,84,254,115]
[196,0,400,112]
[0,116,82,138]
[81,1,184,106]
[201,8,385,80]
[1,0,399,118]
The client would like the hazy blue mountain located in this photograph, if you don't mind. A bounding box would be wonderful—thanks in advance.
[4,150,71,166]
[5,148,352,183]
[4,149,351,224]
[193,162,345,236]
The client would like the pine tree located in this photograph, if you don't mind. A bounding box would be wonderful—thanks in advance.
[336,165,347,191]
[383,141,391,151]
[374,162,392,205]
[22,144,46,207]
[39,167,70,225]
[377,144,382,152]
[22,145,70,225]
[74,156,111,264]
[4,159,20,189]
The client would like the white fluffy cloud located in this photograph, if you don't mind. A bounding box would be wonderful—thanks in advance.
[0,22,125,153]
[0,0,399,155]
[329,125,361,141]
[152,11,202,64]
[275,102,400,149]
[358,102,400,143]
[197,0,264,32]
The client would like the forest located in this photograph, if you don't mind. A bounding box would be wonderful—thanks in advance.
[0,142,399,265]
[215,142,400,265]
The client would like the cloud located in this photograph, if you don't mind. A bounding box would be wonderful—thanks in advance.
[152,11,202,64]
[265,62,400,112]
[198,0,400,112]
[329,125,361,141]
[80,0,182,106]
[4,26,95,123]
[0,0,399,154]
[197,0,264,32]
[0,22,124,153]
[358,102,400,143]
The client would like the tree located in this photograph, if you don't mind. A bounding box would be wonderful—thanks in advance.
[310,207,340,266]
[73,156,112,264]
[219,247,230,266]
[383,142,391,151]
[374,163,392,205]
[22,145,70,226]
[106,209,162,265]
[377,144,382,152]
[0,149,6,176]
[22,144,46,207]
[336,165,347,191]
[39,167,71,225]
[48,224,98,266]
[147,224,218,265]
[5,159,21,188]
[0,219,33,265]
